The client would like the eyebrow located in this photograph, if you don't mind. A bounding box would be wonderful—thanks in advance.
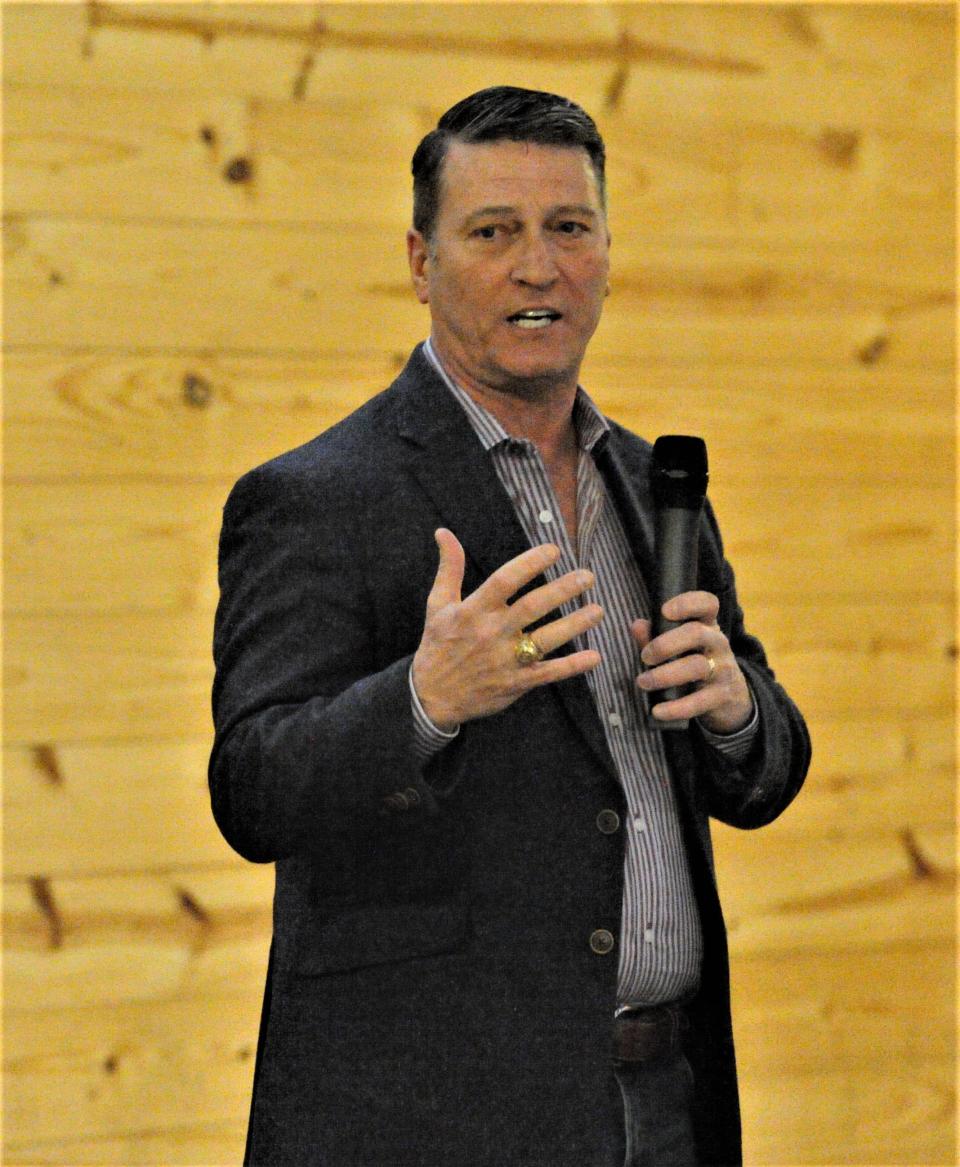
[463,203,600,227]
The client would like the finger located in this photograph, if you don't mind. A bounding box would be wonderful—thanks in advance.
[648,683,726,724]
[637,652,714,694]
[529,603,604,655]
[661,590,720,624]
[641,622,726,668]
[425,528,465,613]
[514,648,602,690]
[630,618,651,650]
[508,568,595,629]
[471,543,561,609]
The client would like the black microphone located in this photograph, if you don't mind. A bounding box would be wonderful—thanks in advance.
[645,435,709,731]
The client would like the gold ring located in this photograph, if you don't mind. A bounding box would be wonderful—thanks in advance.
[515,632,545,666]
[704,653,717,682]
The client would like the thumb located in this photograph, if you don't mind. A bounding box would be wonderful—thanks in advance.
[630,617,652,650]
[426,527,465,612]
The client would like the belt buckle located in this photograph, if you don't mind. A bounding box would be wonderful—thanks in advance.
[612,1003,685,1066]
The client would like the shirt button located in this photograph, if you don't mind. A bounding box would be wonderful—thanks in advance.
[633,816,647,833]
[607,711,622,729]
[589,928,615,955]
[538,508,554,524]
[596,809,621,834]
[643,928,655,944]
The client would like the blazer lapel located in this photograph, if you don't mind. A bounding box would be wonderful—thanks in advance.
[593,431,657,586]
[390,346,532,587]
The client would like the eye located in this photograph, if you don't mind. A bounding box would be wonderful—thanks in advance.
[472,224,501,240]
[555,220,589,237]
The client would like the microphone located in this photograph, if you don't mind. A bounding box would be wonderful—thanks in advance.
[645,435,709,731]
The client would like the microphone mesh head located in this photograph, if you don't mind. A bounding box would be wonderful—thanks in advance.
[650,435,709,507]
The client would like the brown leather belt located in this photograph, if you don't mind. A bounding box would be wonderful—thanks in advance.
[613,1002,688,1065]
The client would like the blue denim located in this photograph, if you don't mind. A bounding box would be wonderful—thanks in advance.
[612,1053,698,1167]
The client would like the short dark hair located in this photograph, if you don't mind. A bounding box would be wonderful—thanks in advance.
[411,86,606,241]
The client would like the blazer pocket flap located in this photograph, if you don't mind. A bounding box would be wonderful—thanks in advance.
[291,896,469,976]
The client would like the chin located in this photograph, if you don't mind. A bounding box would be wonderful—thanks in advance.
[491,360,578,399]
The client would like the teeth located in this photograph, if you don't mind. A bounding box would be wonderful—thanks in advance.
[511,310,559,329]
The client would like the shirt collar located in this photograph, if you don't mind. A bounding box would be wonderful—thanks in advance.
[423,336,610,455]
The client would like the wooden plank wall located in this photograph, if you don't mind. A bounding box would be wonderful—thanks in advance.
[3,3,955,1163]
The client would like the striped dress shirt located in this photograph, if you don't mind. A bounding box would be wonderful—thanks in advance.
[411,338,757,1006]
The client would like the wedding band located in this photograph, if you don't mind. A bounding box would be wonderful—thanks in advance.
[704,653,717,682]
[515,632,545,666]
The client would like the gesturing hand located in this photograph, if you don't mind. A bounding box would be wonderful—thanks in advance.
[411,528,603,732]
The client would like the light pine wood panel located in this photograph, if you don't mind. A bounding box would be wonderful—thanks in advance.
[715,824,955,956]
[731,942,955,1077]
[614,3,954,136]
[710,480,954,603]
[5,83,952,245]
[4,478,952,614]
[3,739,232,878]
[3,1120,249,1167]
[5,351,953,483]
[3,4,952,137]
[3,990,262,1154]
[5,865,273,1009]
[4,480,225,615]
[3,610,215,743]
[2,349,401,481]
[775,714,955,835]
[3,85,420,230]
[738,1059,956,1166]
[5,217,953,368]
[3,599,953,742]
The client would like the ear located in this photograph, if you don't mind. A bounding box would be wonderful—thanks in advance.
[406,229,431,305]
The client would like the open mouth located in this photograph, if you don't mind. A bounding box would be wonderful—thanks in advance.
[507,309,562,330]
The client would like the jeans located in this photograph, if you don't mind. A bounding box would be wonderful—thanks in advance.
[612,1052,698,1167]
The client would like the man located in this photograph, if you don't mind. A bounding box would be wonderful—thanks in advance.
[210,87,810,1167]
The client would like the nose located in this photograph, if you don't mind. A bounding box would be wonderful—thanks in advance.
[510,233,559,288]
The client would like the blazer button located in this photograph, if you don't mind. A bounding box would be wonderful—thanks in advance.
[382,792,409,812]
[589,928,615,955]
[596,809,620,834]
[403,786,422,807]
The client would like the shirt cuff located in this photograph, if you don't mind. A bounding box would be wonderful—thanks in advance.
[409,665,460,763]
[696,683,759,765]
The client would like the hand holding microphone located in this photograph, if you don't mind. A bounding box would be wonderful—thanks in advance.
[637,436,753,734]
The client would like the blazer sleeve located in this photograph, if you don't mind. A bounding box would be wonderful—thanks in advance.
[689,500,812,829]
[208,460,438,864]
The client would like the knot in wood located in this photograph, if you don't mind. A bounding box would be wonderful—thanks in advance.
[182,373,213,408]
[224,156,253,185]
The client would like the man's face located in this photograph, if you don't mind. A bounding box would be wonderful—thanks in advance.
[407,139,610,400]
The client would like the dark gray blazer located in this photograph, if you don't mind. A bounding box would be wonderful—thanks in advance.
[209,345,810,1166]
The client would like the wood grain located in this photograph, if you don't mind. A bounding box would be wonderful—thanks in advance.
[3,739,232,877]
[5,84,951,244]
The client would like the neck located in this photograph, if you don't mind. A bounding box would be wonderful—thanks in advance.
[429,338,580,461]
